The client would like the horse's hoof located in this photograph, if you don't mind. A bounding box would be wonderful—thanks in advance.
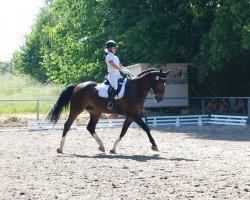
[152,146,159,151]
[110,149,116,154]
[99,146,105,152]
[57,148,63,154]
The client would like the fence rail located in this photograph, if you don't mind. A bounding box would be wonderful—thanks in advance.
[0,99,54,120]
[0,97,250,121]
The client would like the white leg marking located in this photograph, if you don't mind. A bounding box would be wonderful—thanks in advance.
[59,137,66,151]
[93,133,104,148]
[111,137,121,152]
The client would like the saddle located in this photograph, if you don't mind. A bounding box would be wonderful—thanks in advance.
[96,78,127,99]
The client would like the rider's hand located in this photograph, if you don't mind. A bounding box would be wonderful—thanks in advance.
[121,68,132,76]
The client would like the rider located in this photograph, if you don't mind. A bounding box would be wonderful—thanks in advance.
[105,40,132,109]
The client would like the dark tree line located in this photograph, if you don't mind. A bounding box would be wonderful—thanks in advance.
[12,0,250,96]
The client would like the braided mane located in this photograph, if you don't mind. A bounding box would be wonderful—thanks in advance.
[136,68,158,77]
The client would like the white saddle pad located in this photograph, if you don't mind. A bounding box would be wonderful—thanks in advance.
[96,78,127,99]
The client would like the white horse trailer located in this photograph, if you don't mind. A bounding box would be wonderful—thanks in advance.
[126,63,189,108]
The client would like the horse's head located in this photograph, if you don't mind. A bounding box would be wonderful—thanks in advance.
[150,69,171,102]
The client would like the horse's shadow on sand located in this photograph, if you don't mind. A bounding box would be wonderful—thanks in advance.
[59,153,198,162]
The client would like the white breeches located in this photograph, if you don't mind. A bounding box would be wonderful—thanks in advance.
[107,71,122,90]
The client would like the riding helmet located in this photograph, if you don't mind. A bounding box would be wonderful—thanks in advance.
[106,40,117,49]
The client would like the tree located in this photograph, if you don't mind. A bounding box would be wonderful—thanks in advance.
[193,0,250,95]
[12,0,250,96]
[12,7,51,83]
[38,0,108,84]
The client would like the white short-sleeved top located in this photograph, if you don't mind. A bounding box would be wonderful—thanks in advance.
[105,52,120,73]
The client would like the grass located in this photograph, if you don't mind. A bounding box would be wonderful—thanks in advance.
[0,73,64,114]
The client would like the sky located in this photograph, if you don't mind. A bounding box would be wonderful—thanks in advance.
[0,0,45,62]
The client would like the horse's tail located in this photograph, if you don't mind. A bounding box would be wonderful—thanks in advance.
[47,84,77,124]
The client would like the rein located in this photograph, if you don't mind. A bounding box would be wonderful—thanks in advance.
[129,73,167,97]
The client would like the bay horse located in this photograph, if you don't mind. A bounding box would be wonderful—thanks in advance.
[47,68,171,154]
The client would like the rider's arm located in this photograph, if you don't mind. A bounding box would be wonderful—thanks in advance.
[109,60,122,70]
[109,60,132,75]
[119,64,129,71]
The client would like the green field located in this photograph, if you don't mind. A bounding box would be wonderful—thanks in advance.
[0,73,64,114]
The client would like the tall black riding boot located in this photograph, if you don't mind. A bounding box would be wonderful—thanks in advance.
[107,89,117,109]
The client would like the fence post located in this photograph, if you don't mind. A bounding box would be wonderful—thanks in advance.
[202,99,205,115]
[247,98,250,125]
[198,116,202,126]
[36,101,40,120]
[175,117,180,127]
[153,118,157,127]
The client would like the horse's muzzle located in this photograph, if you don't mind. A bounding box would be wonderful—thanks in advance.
[154,94,164,102]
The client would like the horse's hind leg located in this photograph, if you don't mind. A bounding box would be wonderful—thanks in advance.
[110,116,132,154]
[86,113,105,152]
[57,107,83,153]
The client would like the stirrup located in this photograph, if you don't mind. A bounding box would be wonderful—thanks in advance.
[107,102,113,109]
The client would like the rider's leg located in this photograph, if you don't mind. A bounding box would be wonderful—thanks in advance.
[107,75,119,109]
[107,89,117,109]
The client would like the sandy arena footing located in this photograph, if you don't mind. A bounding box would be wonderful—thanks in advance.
[0,125,249,200]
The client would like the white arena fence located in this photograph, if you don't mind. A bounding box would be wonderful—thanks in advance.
[95,114,247,128]
[146,115,209,127]
[97,118,140,128]
[26,114,247,131]
[208,115,248,126]
[28,120,77,131]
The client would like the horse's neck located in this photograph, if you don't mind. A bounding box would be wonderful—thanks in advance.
[134,73,152,97]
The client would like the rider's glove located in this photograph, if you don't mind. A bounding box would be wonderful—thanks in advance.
[121,69,133,76]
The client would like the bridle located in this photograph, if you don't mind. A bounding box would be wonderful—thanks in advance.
[149,74,168,97]
[126,69,168,98]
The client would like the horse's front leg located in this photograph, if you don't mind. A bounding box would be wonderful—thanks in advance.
[87,114,105,152]
[133,115,158,151]
[110,116,132,154]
